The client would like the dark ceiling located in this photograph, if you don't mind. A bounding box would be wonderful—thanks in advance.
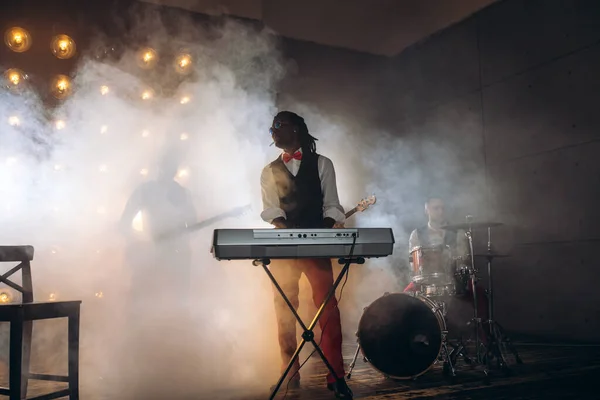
[139,0,498,56]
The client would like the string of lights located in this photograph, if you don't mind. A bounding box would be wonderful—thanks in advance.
[1,26,196,304]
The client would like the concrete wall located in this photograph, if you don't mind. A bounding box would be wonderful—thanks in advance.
[390,0,600,342]
[280,0,600,342]
[477,0,600,342]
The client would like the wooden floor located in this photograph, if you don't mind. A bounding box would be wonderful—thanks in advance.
[232,342,600,400]
[4,341,600,399]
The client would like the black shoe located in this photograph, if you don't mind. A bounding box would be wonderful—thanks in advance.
[270,377,300,393]
[327,378,353,399]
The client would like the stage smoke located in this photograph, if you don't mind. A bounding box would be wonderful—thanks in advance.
[0,4,491,398]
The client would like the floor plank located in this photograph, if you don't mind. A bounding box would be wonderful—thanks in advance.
[2,342,598,399]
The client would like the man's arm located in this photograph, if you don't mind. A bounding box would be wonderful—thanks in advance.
[260,166,288,228]
[409,229,420,252]
[318,156,346,228]
[408,229,419,266]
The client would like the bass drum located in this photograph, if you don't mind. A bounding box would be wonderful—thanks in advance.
[357,292,446,379]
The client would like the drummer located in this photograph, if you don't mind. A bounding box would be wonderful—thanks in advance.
[408,196,468,260]
[405,196,489,330]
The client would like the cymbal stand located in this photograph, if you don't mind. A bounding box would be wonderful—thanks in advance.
[462,216,490,383]
[482,228,523,374]
[463,216,484,364]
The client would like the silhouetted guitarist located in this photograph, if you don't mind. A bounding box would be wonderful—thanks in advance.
[119,156,196,313]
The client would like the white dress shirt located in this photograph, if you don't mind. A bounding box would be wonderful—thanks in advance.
[260,148,346,224]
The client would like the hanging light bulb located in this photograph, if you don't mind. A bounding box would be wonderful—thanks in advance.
[0,291,12,303]
[54,120,66,130]
[3,68,27,89]
[174,52,192,75]
[100,85,109,95]
[141,88,154,101]
[50,34,76,59]
[51,75,72,99]
[8,116,20,126]
[4,27,32,52]
[180,96,191,104]
[137,47,158,69]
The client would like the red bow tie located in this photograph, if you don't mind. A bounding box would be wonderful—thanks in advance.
[282,151,302,163]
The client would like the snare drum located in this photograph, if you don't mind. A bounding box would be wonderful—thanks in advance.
[410,245,453,286]
[421,283,455,297]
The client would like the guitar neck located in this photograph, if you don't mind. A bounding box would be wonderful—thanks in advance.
[345,207,359,220]
[155,205,250,240]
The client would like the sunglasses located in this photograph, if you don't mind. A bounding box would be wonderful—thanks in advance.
[269,120,291,135]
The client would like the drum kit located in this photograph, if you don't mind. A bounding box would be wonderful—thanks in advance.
[347,217,523,384]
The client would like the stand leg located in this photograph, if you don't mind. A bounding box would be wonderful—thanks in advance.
[484,226,523,372]
[484,321,523,372]
[465,231,482,363]
[261,260,351,400]
[448,339,473,367]
[347,343,361,380]
[441,335,456,382]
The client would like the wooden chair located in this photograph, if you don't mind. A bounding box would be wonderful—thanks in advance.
[0,246,81,400]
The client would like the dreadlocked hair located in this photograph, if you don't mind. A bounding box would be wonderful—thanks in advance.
[276,111,318,154]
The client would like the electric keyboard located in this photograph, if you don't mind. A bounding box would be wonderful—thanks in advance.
[211,228,395,260]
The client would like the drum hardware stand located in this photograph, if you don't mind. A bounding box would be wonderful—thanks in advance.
[346,340,362,380]
[463,216,490,382]
[446,336,474,367]
[440,330,457,380]
[463,217,484,363]
[347,302,369,381]
[254,256,362,400]
[480,227,523,374]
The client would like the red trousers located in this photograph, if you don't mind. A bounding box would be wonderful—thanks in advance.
[270,258,345,384]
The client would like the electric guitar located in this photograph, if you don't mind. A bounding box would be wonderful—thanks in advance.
[123,204,251,267]
[154,204,252,241]
[343,194,377,222]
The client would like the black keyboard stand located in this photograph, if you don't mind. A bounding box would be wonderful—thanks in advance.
[253,256,364,399]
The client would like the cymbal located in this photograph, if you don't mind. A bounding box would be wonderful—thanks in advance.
[442,222,504,231]
[473,253,510,258]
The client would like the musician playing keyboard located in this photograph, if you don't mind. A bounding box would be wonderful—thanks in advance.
[260,111,352,399]
[406,196,489,340]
